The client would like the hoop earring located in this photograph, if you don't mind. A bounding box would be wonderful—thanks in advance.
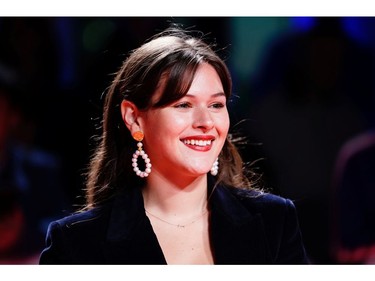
[210,158,219,176]
[131,131,152,178]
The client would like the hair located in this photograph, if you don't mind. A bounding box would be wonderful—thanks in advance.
[84,26,254,210]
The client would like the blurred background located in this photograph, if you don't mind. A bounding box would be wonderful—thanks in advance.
[1,16,375,264]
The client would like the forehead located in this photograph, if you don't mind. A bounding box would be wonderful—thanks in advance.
[187,63,223,93]
[150,61,226,109]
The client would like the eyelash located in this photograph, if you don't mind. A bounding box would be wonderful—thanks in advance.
[173,102,225,109]
[211,103,225,109]
[174,102,191,108]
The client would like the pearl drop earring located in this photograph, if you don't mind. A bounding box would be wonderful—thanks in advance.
[131,131,152,178]
[210,158,219,176]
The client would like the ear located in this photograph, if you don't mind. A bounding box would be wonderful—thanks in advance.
[120,100,141,132]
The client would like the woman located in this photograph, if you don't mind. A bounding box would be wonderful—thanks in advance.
[39,26,309,264]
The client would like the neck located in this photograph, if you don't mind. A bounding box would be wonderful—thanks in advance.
[142,170,208,219]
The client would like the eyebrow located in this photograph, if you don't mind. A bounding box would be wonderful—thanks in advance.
[185,92,226,98]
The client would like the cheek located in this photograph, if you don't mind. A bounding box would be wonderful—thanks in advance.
[216,112,230,136]
[143,112,187,142]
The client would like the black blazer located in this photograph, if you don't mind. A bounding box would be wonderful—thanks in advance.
[39,181,309,264]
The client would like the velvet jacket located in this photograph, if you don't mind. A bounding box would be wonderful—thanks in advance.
[39,180,309,264]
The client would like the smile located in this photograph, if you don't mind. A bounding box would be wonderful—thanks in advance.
[182,139,212,146]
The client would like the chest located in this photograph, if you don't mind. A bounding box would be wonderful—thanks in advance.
[148,213,214,264]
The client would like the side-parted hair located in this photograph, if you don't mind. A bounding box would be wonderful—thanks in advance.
[84,26,253,209]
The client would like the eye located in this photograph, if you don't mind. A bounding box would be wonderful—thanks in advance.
[173,102,192,109]
[210,102,225,109]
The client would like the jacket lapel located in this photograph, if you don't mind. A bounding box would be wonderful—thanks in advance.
[102,188,167,264]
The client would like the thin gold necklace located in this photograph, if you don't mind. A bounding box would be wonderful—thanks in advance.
[145,209,209,228]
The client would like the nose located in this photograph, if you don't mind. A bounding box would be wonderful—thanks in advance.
[193,107,214,132]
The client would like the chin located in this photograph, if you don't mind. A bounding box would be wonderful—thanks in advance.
[188,169,211,177]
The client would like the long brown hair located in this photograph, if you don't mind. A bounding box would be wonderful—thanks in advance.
[84,26,253,209]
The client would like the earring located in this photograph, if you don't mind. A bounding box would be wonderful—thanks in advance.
[131,131,152,178]
[210,158,219,176]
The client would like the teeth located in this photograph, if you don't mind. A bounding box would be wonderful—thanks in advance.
[183,139,212,146]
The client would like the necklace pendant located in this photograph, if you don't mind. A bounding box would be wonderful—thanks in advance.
[177,224,185,228]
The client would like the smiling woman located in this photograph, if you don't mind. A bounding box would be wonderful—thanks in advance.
[121,63,229,182]
[38,25,309,265]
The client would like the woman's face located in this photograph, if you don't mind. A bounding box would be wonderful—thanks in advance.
[139,63,230,181]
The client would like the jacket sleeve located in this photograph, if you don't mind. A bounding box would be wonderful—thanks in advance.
[39,221,72,264]
[275,198,310,264]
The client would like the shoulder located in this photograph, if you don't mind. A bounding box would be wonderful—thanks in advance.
[224,186,296,212]
[39,204,113,264]
[211,184,299,227]
[211,185,309,263]
[43,204,112,248]
[47,204,111,236]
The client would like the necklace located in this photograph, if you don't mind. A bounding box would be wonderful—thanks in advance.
[145,209,209,228]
